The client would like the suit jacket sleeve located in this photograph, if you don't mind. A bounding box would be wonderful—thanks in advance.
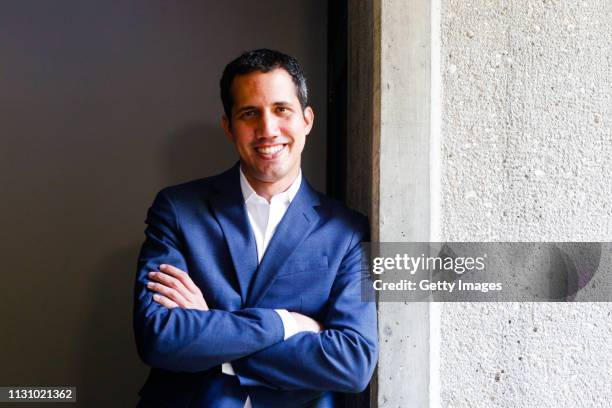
[133,189,285,373]
[231,217,378,393]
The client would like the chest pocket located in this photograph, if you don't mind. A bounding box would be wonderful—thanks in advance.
[268,256,333,315]
[277,256,329,277]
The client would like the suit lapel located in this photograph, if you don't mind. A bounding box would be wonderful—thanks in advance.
[208,164,258,303]
[246,179,321,307]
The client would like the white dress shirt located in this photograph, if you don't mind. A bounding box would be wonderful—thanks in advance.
[221,167,302,408]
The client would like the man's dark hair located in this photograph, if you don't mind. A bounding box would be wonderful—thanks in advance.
[220,49,309,122]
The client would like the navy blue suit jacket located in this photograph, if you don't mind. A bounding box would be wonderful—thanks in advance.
[133,164,378,408]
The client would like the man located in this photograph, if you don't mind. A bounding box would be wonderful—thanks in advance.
[133,49,378,408]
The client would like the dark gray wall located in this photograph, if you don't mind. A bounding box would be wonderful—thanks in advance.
[0,1,327,406]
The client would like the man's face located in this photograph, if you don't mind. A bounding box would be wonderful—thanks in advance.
[222,68,314,188]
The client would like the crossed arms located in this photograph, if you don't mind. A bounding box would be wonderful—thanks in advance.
[133,191,378,392]
[146,264,322,334]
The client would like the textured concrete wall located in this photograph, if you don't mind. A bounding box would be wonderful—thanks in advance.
[440,1,612,407]
[377,0,434,407]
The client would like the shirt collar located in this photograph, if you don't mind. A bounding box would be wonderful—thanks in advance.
[239,166,302,204]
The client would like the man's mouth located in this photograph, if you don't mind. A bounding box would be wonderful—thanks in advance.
[254,144,287,158]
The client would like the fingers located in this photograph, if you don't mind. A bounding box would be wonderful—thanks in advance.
[159,264,200,294]
[146,264,208,311]
[148,269,190,296]
[147,279,189,306]
[290,312,323,333]
[152,294,179,308]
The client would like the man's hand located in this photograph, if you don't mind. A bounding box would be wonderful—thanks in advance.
[146,264,323,333]
[290,312,323,333]
[147,264,209,311]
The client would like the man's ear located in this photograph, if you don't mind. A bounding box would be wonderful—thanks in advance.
[303,106,314,135]
[221,115,235,142]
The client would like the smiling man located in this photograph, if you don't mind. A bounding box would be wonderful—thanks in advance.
[133,49,378,408]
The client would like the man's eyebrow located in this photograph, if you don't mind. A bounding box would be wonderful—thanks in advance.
[235,101,295,114]
[272,101,293,106]
[235,105,258,114]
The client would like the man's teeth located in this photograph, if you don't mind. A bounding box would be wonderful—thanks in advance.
[257,145,284,154]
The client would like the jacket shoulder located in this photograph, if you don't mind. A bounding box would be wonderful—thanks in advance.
[315,192,370,238]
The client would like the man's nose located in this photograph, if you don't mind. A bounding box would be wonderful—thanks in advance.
[257,111,281,139]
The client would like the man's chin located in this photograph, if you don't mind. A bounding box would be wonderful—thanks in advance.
[255,173,288,184]
[250,163,283,178]
[253,168,294,184]
[242,161,299,184]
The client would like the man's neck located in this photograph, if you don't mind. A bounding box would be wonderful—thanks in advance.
[241,167,300,202]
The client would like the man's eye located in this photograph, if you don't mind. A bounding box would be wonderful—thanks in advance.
[242,111,256,118]
[277,107,289,113]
